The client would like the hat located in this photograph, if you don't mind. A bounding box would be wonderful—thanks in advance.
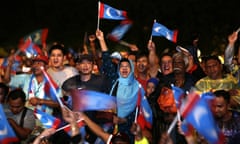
[33,55,48,64]
[147,78,159,87]
[110,51,122,60]
[75,54,94,63]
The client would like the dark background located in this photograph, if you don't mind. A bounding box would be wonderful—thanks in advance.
[0,0,239,56]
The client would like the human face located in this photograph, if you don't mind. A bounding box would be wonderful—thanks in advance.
[212,96,228,119]
[76,60,93,75]
[173,57,185,72]
[32,61,45,76]
[146,82,155,97]
[119,61,131,78]
[136,56,149,74]
[8,98,25,114]
[205,59,222,80]
[160,55,173,75]
[49,49,65,69]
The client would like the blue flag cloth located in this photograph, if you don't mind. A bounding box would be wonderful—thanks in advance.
[0,104,19,143]
[151,21,178,43]
[171,85,185,108]
[1,56,21,74]
[181,92,224,144]
[71,89,117,111]
[23,28,48,46]
[99,2,128,20]
[34,108,60,129]
[20,39,42,57]
[107,19,133,41]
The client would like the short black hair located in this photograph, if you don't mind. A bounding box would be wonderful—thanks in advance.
[135,51,149,61]
[204,55,221,65]
[213,90,230,103]
[7,89,26,103]
[49,43,67,56]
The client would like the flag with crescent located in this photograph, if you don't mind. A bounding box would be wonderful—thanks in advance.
[151,21,178,43]
[180,91,224,144]
[0,104,19,143]
[98,2,128,20]
[34,108,61,129]
[107,19,133,42]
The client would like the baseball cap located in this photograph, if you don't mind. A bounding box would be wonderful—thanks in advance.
[33,55,49,64]
[110,51,122,60]
[75,54,94,63]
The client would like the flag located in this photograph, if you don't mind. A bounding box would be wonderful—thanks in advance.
[57,119,85,134]
[34,108,60,129]
[151,21,178,43]
[107,19,133,42]
[171,85,185,108]
[20,28,48,48]
[70,89,117,111]
[136,88,153,129]
[0,104,19,143]
[181,91,224,144]
[99,2,128,20]
[0,56,21,74]
[20,38,42,57]
[41,68,63,106]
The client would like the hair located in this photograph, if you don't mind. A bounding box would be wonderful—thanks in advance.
[7,89,26,103]
[110,132,130,144]
[172,52,189,68]
[0,82,9,97]
[135,51,149,62]
[204,55,221,65]
[159,52,173,64]
[48,43,67,56]
[213,90,230,103]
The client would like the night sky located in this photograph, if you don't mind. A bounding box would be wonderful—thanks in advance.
[0,0,239,55]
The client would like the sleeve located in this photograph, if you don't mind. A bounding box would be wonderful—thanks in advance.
[135,137,149,144]
[24,109,36,130]
[9,74,28,89]
[224,44,234,71]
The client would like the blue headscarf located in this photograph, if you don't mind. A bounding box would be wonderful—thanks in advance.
[110,58,143,118]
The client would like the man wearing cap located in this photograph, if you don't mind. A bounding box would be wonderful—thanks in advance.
[2,54,59,114]
[62,53,112,143]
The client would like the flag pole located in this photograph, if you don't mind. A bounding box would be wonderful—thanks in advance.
[236,27,240,33]
[97,1,100,30]
[40,67,64,107]
[167,115,178,134]
[149,19,156,41]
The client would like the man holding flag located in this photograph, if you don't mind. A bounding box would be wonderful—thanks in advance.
[2,54,60,115]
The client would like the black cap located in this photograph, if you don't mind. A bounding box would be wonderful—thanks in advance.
[75,54,94,63]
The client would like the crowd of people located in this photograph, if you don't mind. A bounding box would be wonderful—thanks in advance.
[0,28,240,144]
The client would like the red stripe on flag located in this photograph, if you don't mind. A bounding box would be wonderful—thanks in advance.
[181,92,200,118]
[99,2,105,18]
[172,30,178,43]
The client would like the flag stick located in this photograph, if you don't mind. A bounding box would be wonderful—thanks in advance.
[97,1,100,30]
[236,27,240,33]
[119,40,130,47]
[40,67,64,107]
[56,119,84,132]
[167,115,178,134]
[134,106,139,123]
[149,19,156,41]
